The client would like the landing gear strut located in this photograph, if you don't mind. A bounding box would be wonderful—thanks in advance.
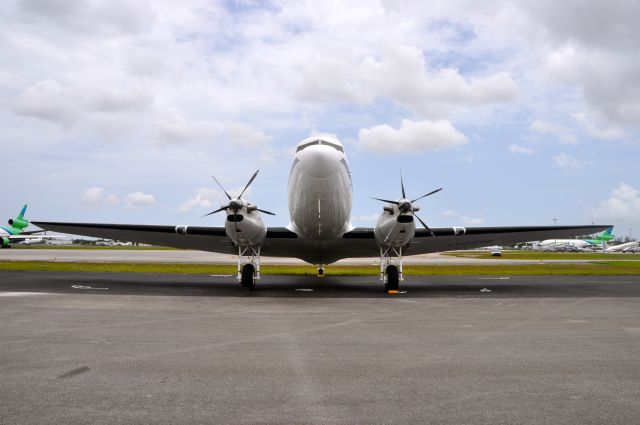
[380,246,403,292]
[237,245,260,291]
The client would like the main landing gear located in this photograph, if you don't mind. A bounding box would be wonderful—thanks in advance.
[380,246,403,292]
[237,245,261,291]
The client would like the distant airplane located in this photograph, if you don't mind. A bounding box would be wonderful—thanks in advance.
[537,227,614,251]
[1,205,64,248]
[606,241,639,253]
[34,137,611,291]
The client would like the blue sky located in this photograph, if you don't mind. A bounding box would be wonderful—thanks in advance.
[1,0,639,239]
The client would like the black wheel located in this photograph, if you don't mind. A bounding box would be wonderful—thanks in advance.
[240,264,255,291]
[385,265,399,291]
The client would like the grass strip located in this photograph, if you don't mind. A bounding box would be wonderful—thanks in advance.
[443,250,640,261]
[13,245,178,250]
[1,261,640,276]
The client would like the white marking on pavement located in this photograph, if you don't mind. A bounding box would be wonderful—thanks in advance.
[478,277,510,280]
[71,285,108,290]
[295,288,314,292]
[480,288,492,293]
[0,292,48,297]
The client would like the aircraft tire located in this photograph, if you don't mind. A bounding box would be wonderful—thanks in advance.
[385,265,399,291]
[240,264,255,291]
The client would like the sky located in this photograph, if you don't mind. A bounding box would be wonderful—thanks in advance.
[1,0,639,239]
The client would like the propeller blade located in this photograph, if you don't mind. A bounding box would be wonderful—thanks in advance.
[370,197,400,205]
[414,213,435,236]
[257,208,276,216]
[211,175,232,200]
[202,207,226,217]
[239,170,259,199]
[411,188,443,203]
[400,173,406,198]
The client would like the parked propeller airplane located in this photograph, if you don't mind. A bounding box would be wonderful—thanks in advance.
[34,136,610,291]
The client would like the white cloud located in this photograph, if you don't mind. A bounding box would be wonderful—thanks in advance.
[588,183,640,225]
[296,44,519,118]
[13,79,75,125]
[439,210,483,226]
[532,2,640,125]
[225,123,271,148]
[82,187,105,205]
[125,192,156,209]
[509,144,535,155]
[357,119,467,153]
[179,188,224,213]
[351,213,379,225]
[529,119,576,144]
[441,210,459,217]
[82,187,118,206]
[179,184,253,214]
[572,112,629,141]
[552,153,583,172]
[462,216,484,226]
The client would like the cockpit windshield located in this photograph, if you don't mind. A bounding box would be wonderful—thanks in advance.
[296,139,344,153]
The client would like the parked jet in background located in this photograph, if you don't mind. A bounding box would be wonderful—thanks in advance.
[606,241,639,253]
[1,205,64,248]
[34,137,611,291]
[537,227,614,251]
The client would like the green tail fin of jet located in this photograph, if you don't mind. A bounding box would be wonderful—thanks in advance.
[9,204,29,230]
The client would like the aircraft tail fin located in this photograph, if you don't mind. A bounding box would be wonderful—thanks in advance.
[9,204,29,230]
[17,204,27,220]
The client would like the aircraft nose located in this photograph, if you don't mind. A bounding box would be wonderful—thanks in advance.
[300,145,339,178]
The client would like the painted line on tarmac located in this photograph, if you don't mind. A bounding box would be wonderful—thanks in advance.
[478,277,511,280]
[0,292,50,297]
[71,285,108,290]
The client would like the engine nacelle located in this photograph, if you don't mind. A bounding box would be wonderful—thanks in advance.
[1,237,9,248]
[8,218,29,229]
[374,206,416,248]
[224,203,267,247]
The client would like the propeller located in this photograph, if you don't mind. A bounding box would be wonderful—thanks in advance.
[371,174,442,236]
[203,170,275,218]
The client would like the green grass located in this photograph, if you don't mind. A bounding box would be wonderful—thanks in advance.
[443,250,640,261]
[2,261,640,276]
[13,245,178,250]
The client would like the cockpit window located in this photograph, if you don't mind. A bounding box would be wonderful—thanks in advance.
[296,139,320,152]
[322,140,344,153]
[296,139,344,153]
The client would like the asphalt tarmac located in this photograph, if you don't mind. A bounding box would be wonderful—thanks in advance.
[2,271,640,424]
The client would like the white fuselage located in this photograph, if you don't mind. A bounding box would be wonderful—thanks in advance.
[287,136,353,241]
[538,239,593,250]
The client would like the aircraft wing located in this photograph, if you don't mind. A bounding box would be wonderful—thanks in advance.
[341,225,613,256]
[31,222,297,256]
[32,221,611,262]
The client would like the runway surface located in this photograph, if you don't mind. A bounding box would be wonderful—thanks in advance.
[2,271,640,424]
[0,248,613,264]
